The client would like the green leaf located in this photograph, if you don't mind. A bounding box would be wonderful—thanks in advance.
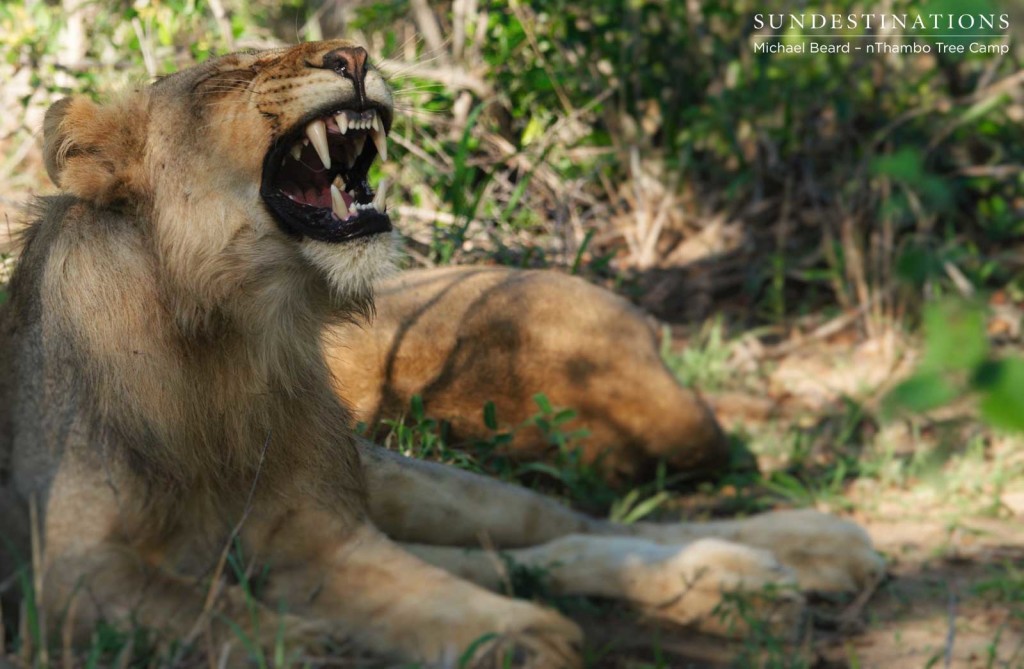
[896,246,943,286]
[919,301,988,373]
[553,408,577,424]
[483,401,498,430]
[409,394,425,421]
[977,358,1024,431]
[871,148,923,182]
[884,370,959,415]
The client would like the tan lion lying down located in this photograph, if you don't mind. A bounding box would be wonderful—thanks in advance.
[328,265,730,483]
[0,41,883,667]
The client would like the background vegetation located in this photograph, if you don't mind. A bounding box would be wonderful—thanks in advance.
[1,0,1023,666]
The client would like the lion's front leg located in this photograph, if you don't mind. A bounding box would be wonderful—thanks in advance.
[405,535,804,638]
[629,509,886,593]
[360,442,884,602]
[358,442,880,590]
[256,510,582,668]
[40,466,325,664]
[359,440,606,546]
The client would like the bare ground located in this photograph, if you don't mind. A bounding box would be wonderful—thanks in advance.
[578,334,1024,669]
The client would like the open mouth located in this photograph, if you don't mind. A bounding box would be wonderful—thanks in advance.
[260,106,392,243]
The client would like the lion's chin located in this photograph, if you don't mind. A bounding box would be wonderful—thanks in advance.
[299,231,400,305]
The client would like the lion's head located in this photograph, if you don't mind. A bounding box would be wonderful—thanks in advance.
[41,41,396,328]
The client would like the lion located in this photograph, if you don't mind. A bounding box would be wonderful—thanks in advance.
[0,41,884,668]
[326,265,730,484]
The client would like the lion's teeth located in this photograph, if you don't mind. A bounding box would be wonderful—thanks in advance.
[289,143,303,161]
[305,119,331,170]
[330,183,347,219]
[372,179,388,211]
[336,113,349,135]
[370,123,387,162]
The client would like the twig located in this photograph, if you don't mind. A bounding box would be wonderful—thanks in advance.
[216,641,232,669]
[395,205,483,229]
[955,164,1023,178]
[476,532,513,597]
[944,584,958,669]
[506,0,574,116]
[408,0,448,64]
[29,494,47,668]
[378,60,489,96]
[451,0,467,61]
[837,572,883,632]
[943,260,975,298]
[761,284,898,359]
[205,0,234,50]
[388,132,447,170]
[130,18,157,78]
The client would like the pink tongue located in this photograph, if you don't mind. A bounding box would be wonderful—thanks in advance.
[305,187,330,208]
[282,183,354,211]
[281,183,330,208]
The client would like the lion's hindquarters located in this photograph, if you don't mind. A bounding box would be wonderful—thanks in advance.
[329,266,730,482]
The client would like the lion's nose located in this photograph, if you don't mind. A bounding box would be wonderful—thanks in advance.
[322,46,369,103]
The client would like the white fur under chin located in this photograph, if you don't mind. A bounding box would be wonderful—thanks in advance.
[299,230,400,301]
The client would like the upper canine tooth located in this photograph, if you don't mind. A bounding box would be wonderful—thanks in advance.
[370,123,387,162]
[305,119,331,170]
[336,113,349,135]
[372,179,388,211]
[330,183,347,219]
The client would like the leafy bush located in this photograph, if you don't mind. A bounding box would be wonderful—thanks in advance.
[887,300,1024,431]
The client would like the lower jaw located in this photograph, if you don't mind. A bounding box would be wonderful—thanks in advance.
[299,228,399,298]
[263,200,392,244]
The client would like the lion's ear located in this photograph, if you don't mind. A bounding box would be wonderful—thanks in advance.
[42,95,149,206]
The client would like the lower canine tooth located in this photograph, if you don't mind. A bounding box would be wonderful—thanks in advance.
[372,179,388,211]
[330,183,347,219]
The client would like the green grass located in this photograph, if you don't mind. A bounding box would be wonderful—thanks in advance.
[660,319,735,392]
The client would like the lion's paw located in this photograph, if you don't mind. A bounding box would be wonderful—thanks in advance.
[625,538,805,638]
[635,509,885,596]
[729,510,886,593]
[216,612,336,668]
[466,626,582,669]
[438,601,582,669]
